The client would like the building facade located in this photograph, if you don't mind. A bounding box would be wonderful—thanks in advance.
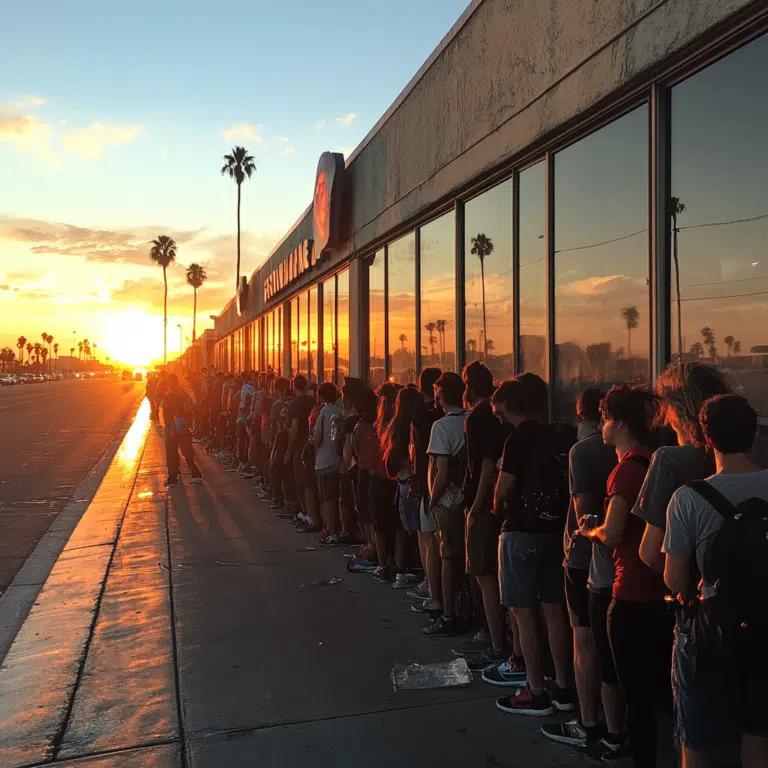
[209,0,768,421]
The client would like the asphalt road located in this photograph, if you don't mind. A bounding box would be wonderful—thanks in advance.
[0,378,145,592]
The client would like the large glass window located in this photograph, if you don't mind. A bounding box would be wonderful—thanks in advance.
[388,233,417,384]
[554,106,650,421]
[369,250,386,386]
[420,213,456,372]
[465,180,514,382]
[309,286,319,384]
[265,313,272,372]
[276,306,283,376]
[519,162,547,380]
[671,35,768,415]
[337,269,350,383]
[291,297,299,375]
[323,276,336,382]
[298,292,308,376]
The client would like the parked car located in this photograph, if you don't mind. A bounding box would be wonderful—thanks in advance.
[0,375,16,386]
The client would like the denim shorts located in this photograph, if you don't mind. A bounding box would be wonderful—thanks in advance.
[498,531,564,608]
[419,497,437,533]
[397,480,420,532]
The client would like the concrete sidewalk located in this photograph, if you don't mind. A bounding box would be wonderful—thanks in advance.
[0,416,578,768]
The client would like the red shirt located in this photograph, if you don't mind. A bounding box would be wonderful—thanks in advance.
[608,447,667,602]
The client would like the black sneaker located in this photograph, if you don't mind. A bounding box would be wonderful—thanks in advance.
[548,682,576,712]
[599,742,630,763]
[422,614,458,637]
[372,565,392,583]
[579,734,622,762]
[465,646,508,673]
[541,717,595,747]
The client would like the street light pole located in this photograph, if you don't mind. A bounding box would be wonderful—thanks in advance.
[177,324,182,354]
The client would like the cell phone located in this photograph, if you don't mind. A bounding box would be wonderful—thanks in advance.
[584,514,599,529]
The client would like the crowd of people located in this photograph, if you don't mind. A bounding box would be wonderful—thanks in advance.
[147,362,767,768]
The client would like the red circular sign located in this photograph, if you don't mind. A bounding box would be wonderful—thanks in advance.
[313,172,329,243]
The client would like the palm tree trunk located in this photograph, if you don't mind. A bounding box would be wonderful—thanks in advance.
[192,287,197,342]
[236,181,242,291]
[163,265,168,364]
[673,216,683,363]
[480,259,488,359]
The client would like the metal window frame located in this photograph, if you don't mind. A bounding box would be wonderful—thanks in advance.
[512,171,521,376]
[455,200,466,372]
[414,225,422,375]
[545,152,555,422]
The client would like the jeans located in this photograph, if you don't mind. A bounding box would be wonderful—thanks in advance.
[166,430,201,479]
[608,598,673,767]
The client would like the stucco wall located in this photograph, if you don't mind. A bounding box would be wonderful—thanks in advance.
[216,0,759,341]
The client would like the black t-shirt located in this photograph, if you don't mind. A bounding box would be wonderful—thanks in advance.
[411,400,443,500]
[463,400,504,511]
[161,389,193,428]
[287,393,316,445]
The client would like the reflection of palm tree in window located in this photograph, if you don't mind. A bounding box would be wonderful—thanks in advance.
[466,338,477,360]
[436,319,447,363]
[733,340,741,356]
[621,305,640,360]
[486,339,495,356]
[724,335,734,358]
[700,326,717,361]
[471,233,493,358]
[690,342,704,360]
[425,322,437,358]
[670,197,686,362]
[398,333,407,350]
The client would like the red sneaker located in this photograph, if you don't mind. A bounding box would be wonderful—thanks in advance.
[496,684,553,716]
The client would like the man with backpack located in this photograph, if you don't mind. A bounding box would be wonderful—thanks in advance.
[423,371,468,637]
[485,373,575,716]
[664,394,768,768]
[313,382,343,545]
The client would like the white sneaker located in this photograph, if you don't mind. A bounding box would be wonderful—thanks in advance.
[393,572,419,590]
[407,581,429,599]
[189,477,203,485]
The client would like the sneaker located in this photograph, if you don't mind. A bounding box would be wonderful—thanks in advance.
[410,598,442,614]
[296,512,311,524]
[406,581,429,600]
[454,628,491,656]
[241,470,257,479]
[465,646,508,673]
[318,528,330,542]
[422,614,458,636]
[189,476,203,486]
[599,742,630,763]
[373,566,393,583]
[548,682,576,712]
[481,658,527,687]
[192,438,203,444]
[393,572,419,590]
[296,520,323,533]
[578,734,621,761]
[541,718,593,747]
[496,684,553,716]
[164,476,179,486]
[347,557,377,573]
[317,535,340,547]
[270,502,285,512]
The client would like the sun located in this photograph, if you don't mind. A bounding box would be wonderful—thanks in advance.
[104,309,164,368]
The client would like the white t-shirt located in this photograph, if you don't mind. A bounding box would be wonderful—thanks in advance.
[427,410,468,507]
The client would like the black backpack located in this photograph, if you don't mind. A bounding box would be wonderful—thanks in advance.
[686,480,768,667]
[516,423,576,526]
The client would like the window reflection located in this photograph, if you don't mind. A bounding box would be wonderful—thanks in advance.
[420,213,456,373]
[309,286,318,384]
[465,180,513,382]
[671,34,768,415]
[388,233,417,384]
[554,106,650,421]
[323,276,336,382]
[369,250,386,386]
[291,297,299,375]
[298,292,307,376]
[337,270,350,383]
[519,162,547,379]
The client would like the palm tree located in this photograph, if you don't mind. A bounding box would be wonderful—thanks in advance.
[53,343,59,367]
[26,342,33,365]
[83,338,91,362]
[466,338,477,359]
[150,235,178,364]
[40,347,48,368]
[690,342,704,360]
[724,335,734,358]
[17,336,26,365]
[435,319,447,363]
[186,263,208,342]
[733,340,742,356]
[621,306,640,360]
[33,343,42,365]
[470,233,494,357]
[671,197,686,362]
[0,347,15,371]
[221,146,256,290]
[486,338,495,355]
[77,341,83,361]
[398,333,407,350]
[425,322,437,358]
[700,326,717,361]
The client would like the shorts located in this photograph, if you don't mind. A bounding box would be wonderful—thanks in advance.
[498,531,564,608]
[434,503,465,559]
[292,450,315,490]
[339,472,355,510]
[588,588,619,685]
[466,512,502,577]
[355,469,372,526]
[397,480,420,532]
[369,473,398,534]
[419,497,437,533]
[236,421,247,438]
[316,468,340,504]
[565,567,591,628]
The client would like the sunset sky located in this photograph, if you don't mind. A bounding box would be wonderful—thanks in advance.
[0,0,469,367]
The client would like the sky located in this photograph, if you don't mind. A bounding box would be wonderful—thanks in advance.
[0,0,470,367]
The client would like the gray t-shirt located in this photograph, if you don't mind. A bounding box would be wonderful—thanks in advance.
[663,470,768,597]
[314,402,342,472]
[427,410,468,507]
[564,432,617,570]
[632,445,713,531]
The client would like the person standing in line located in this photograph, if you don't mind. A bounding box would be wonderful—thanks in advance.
[338,377,365,545]
[664,394,768,768]
[313,382,343,545]
[582,385,671,767]
[423,372,469,636]
[161,373,203,486]
[541,388,620,754]
[236,372,255,473]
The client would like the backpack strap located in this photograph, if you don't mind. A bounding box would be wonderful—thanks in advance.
[687,479,737,520]
[624,454,651,470]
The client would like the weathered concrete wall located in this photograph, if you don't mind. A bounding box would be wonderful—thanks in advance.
[216,0,759,340]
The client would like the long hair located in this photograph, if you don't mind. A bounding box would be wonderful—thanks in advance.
[655,363,730,446]
[375,382,401,437]
[382,387,422,476]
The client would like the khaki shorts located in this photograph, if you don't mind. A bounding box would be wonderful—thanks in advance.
[466,512,502,577]
[433,503,466,559]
